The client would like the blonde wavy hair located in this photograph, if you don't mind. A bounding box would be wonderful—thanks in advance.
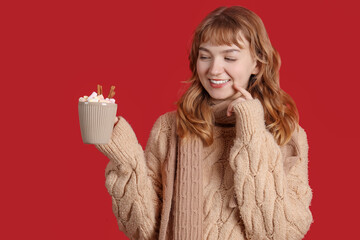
[176,6,299,147]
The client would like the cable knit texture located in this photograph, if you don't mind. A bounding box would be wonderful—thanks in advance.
[95,98,313,240]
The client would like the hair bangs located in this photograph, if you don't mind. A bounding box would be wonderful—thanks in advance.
[200,19,244,49]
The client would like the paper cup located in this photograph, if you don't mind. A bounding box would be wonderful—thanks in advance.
[78,102,117,144]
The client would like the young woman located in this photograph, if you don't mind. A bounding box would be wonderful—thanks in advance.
[95,6,313,240]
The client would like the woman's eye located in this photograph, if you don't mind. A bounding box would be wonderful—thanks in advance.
[199,56,210,60]
[199,56,236,61]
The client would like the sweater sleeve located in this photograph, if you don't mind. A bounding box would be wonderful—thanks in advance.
[94,114,170,240]
[229,98,313,240]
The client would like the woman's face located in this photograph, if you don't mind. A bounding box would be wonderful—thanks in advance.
[196,32,259,102]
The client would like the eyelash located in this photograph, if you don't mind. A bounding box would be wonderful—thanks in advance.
[199,56,236,62]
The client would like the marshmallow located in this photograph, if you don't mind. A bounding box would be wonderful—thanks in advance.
[88,98,99,102]
[79,91,116,103]
[89,92,97,99]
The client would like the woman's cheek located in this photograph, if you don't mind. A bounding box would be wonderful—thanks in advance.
[197,61,205,74]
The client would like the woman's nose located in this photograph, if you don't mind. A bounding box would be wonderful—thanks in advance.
[209,59,224,76]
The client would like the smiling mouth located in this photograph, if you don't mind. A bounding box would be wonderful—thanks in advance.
[209,79,230,84]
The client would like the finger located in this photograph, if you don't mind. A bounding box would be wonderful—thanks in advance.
[227,103,233,116]
[114,116,119,125]
[232,83,244,92]
[234,85,250,98]
[227,98,245,116]
[234,85,253,100]
[227,98,238,116]
[227,99,239,115]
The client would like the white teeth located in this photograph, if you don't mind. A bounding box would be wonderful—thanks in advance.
[210,79,230,84]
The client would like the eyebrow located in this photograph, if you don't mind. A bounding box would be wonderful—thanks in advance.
[198,47,240,53]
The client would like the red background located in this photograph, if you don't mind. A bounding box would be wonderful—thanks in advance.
[1,0,359,239]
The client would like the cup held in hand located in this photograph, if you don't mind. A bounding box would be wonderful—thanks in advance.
[78,102,117,144]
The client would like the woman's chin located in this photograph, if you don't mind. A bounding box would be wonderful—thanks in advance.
[215,91,240,100]
[209,95,232,104]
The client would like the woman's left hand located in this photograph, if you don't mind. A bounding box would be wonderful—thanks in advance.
[226,85,254,117]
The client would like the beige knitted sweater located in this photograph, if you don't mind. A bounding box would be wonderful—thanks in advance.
[95,99,313,240]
